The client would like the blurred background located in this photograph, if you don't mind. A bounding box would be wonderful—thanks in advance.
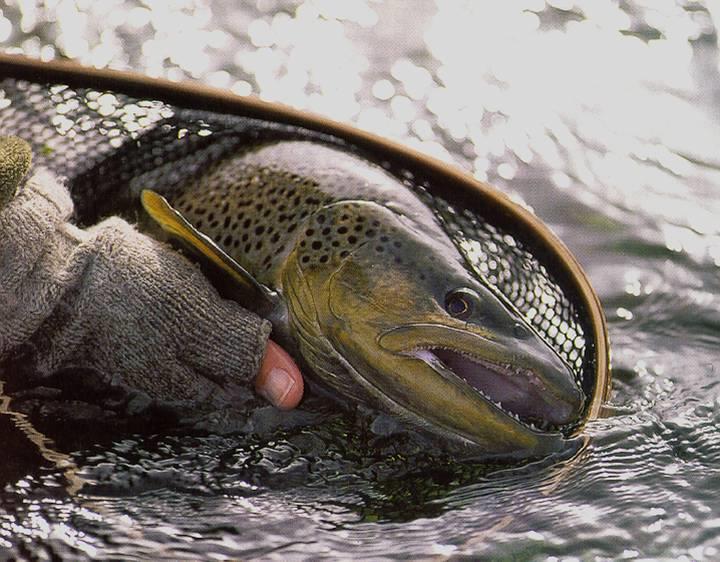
[2,1,720,559]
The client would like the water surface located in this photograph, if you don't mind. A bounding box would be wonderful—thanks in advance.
[1,1,720,559]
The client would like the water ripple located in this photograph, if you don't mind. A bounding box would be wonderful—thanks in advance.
[2,0,720,559]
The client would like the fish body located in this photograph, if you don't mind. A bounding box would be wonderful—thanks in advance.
[140,139,584,457]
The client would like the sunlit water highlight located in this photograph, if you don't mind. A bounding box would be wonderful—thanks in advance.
[2,0,720,559]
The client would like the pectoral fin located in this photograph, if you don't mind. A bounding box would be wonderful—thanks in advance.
[141,189,279,311]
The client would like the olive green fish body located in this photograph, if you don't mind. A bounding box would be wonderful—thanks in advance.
[145,140,585,456]
[167,141,444,288]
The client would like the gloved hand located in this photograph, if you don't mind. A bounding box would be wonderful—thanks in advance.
[0,136,303,417]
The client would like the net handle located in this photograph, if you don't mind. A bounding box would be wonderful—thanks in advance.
[0,53,611,421]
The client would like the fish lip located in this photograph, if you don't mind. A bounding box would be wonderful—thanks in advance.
[335,355,563,457]
[378,323,577,436]
[403,346,567,435]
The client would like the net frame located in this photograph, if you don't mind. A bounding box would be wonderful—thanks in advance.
[0,54,610,430]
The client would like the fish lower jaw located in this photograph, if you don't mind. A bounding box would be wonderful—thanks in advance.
[407,346,566,435]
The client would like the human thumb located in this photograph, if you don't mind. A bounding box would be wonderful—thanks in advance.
[255,339,304,410]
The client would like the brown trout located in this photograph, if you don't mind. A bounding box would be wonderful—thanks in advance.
[141,140,584,457]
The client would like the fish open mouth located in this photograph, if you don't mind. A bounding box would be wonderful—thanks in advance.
[409,347,576,433]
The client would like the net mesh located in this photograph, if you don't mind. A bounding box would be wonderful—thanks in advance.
[0,75,594,401]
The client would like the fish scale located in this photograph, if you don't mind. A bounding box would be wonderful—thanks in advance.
[168,140,442,287]
[173,156,331,285]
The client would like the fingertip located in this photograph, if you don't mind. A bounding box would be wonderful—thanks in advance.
[255,339,304,410]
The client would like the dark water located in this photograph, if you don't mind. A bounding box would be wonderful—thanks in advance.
[2,0,720,559]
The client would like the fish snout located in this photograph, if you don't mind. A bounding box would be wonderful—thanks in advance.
[543,377,585,427]
[527,351,585,428]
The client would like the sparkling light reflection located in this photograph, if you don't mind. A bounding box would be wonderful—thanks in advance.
[2,1,720,559]
[4,0,718,270]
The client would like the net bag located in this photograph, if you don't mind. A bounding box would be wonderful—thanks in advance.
[0,54,610,434]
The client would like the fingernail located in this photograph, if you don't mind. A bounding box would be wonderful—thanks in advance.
[259,367,296,408]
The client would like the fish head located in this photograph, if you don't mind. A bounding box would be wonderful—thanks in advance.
[301,203,585,457]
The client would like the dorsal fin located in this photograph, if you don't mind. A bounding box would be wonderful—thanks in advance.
[141,189,279,312]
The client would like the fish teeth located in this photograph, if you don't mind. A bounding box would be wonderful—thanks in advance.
[413,347,547,431]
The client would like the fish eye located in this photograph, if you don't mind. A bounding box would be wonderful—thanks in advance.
[444,289,475,320]
[512,322,530,339]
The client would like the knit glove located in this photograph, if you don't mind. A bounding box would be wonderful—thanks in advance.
[0,136,273,417]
